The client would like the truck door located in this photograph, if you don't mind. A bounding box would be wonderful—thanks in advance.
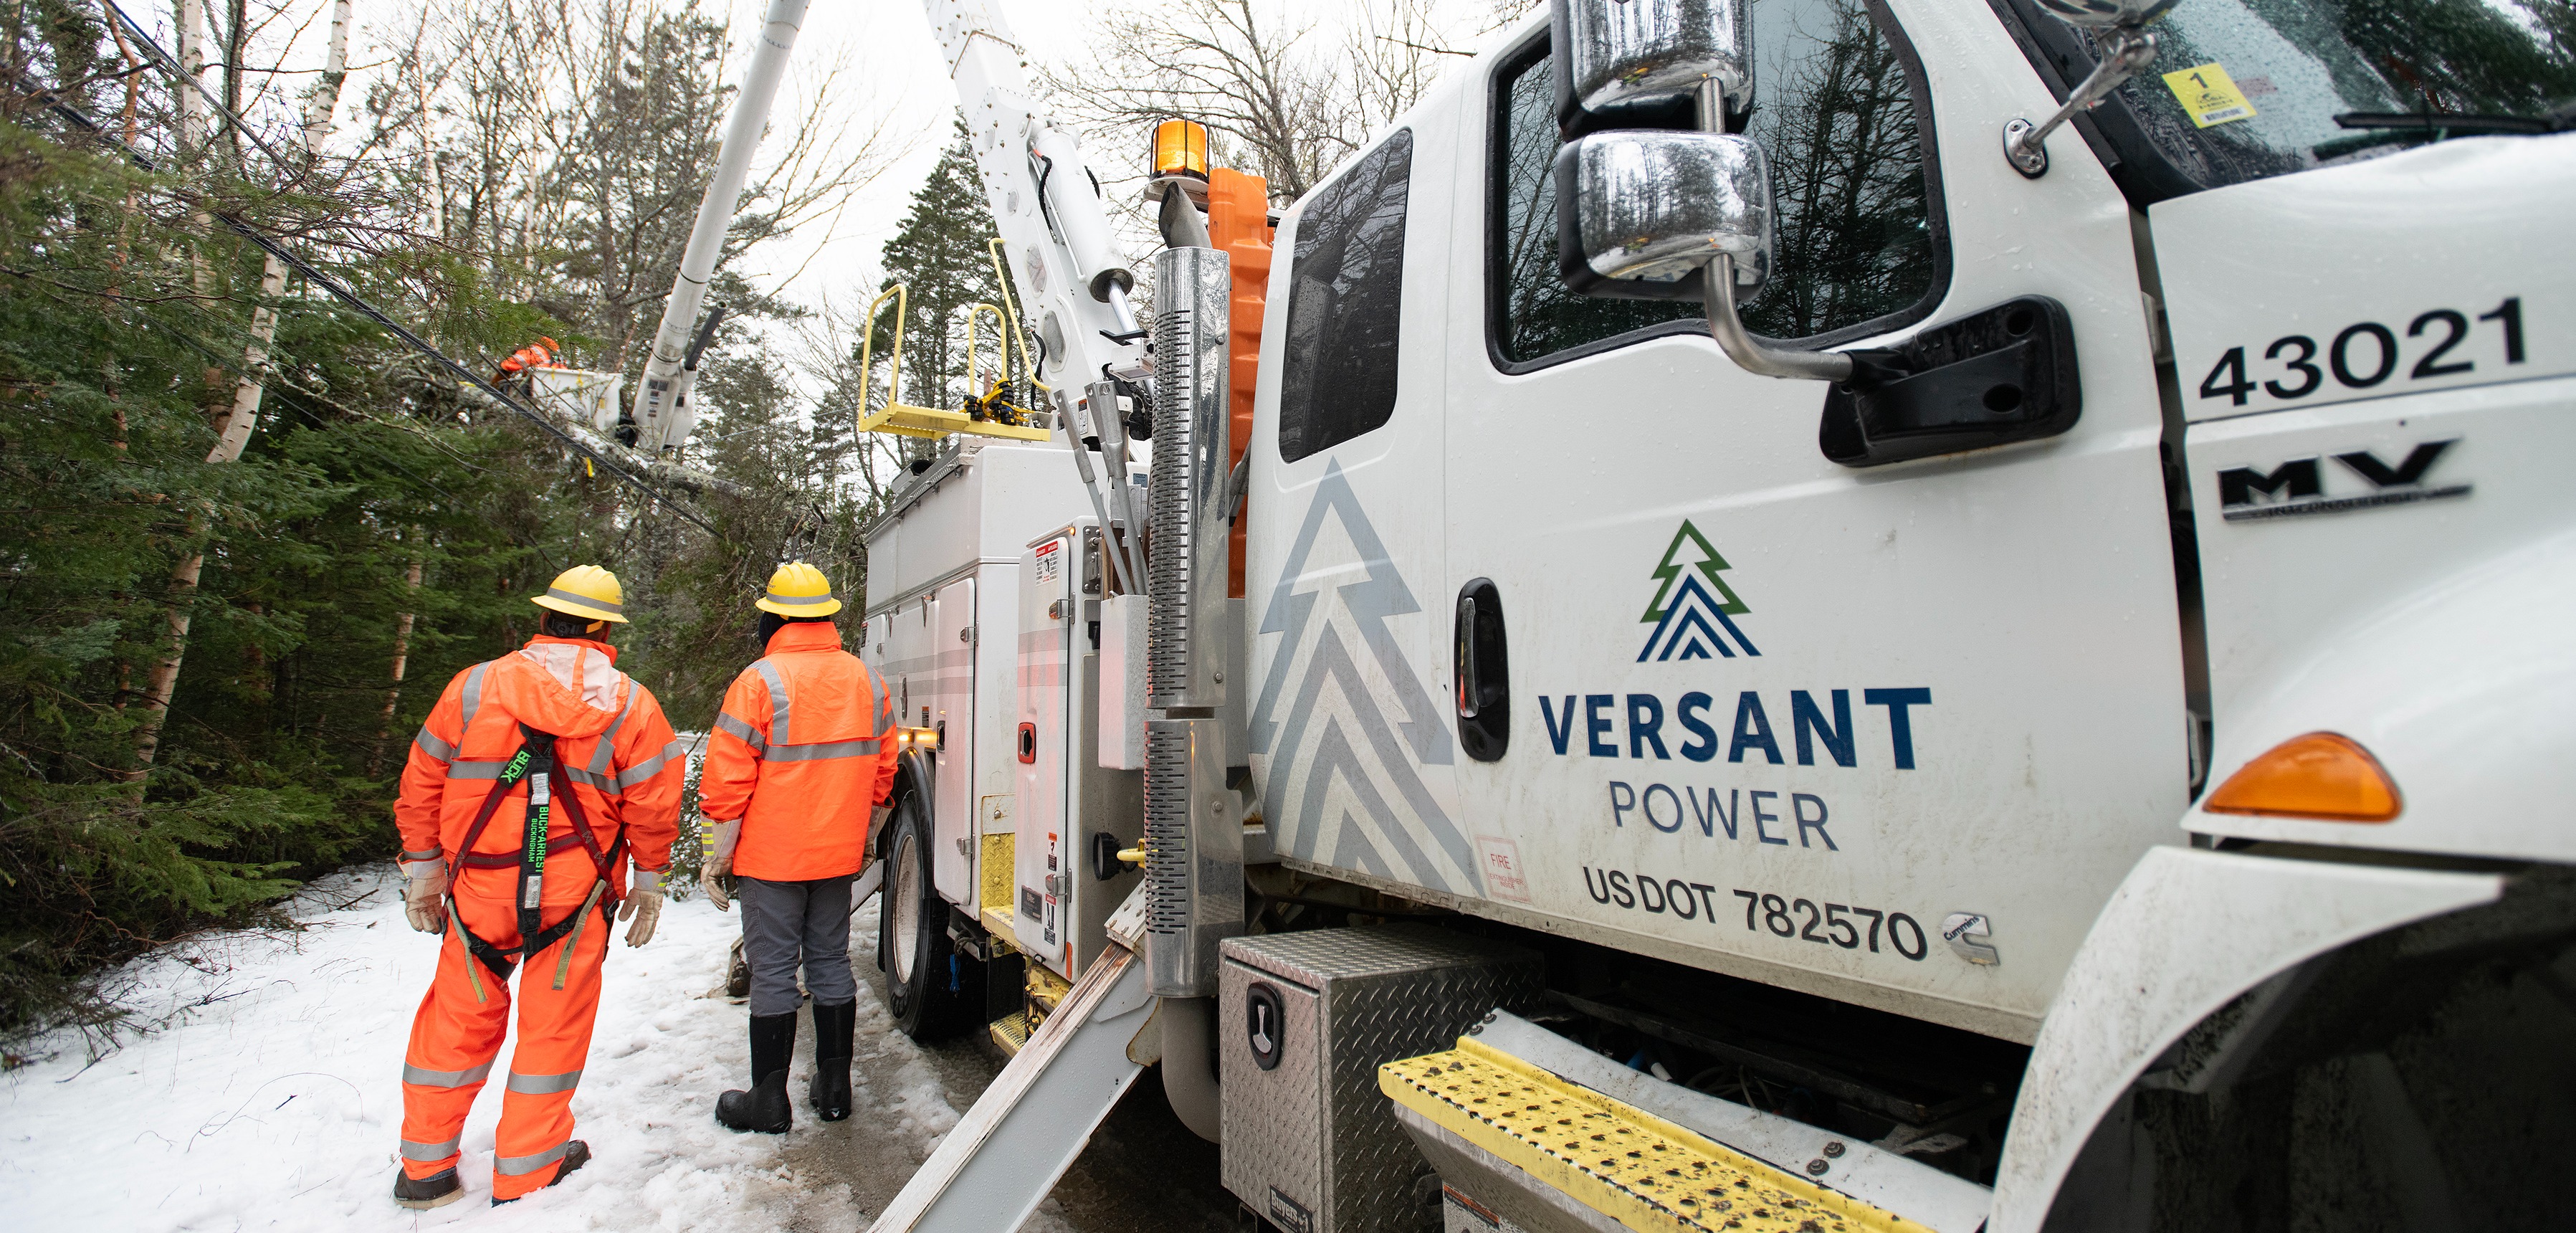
[1438,1,2188,1038]
[1245,102,1475,901]
[928,575,975,900]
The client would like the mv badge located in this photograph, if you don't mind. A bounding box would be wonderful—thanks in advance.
[1638,520,1760,662]
[2217,439,2469,523]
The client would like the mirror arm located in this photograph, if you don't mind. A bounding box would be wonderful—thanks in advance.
[1702,254,1856,382]
[2002,25,2158,178]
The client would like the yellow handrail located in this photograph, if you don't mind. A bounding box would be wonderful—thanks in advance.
[962,302,1006,399]
[855,282,910,436]
[987,237,1046,399]
[851,265,1050,444]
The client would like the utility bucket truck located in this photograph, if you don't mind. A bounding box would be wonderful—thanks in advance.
[859,0,2576,1230]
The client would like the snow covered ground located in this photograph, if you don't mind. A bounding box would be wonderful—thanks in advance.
[0,862,990,1232]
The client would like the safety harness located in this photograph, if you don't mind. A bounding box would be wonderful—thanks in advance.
[447,724,626,986]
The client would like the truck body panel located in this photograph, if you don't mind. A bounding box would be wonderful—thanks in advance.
[864,1,2576,1229]
[1249,1,2190,1042]
[864,444,1094,915]
[2155,137,2576,862]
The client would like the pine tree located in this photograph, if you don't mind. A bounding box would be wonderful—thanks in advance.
[874,120,1004,414]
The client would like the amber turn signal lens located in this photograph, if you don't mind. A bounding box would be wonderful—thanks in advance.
[1153,118,1209,181]
[2203,731,2402,822]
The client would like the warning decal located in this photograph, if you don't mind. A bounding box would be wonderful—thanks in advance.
[2162,62,2258,128]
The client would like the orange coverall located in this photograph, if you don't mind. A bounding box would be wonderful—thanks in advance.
[393,635,684,1199]
[495,342,558,378]
[698,620,898,880]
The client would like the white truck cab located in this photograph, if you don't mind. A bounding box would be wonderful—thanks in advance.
[864,0,2576,1229]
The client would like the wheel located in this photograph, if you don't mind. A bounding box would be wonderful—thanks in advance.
[878,788,966,1040]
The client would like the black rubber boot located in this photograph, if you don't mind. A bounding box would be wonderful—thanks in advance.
[715,1011,797,1133]
[392,1167,463,1210]
[810,999,857,1121]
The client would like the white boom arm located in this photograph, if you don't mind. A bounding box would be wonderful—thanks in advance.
[927,0,1148,410]
[629,0,809,457]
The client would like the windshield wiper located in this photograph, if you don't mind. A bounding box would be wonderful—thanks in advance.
[2333,108,2573,136]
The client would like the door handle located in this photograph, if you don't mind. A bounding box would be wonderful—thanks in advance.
[1454,579,1509,762]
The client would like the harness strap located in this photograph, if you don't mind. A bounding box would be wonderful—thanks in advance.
[512,728,561,947]
[454,895,611,984]
[440,720,624,982]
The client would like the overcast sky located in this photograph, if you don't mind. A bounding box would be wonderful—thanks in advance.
[725,0,1104,315]
[201,0,1509,410]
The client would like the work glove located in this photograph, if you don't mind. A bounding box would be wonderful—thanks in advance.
[399,852,448,934]
[621,868,664,947]
[871,804,892,834]
[701,819,740,912]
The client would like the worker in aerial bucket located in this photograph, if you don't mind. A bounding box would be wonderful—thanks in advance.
[389,564,686,1209]
[697,561,896,1133]
[493,336,563,389]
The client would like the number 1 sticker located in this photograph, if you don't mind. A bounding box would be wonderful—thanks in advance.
[2162,62,2258,128]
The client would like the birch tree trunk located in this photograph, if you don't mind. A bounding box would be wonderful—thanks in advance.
[133,1,355,778]
[368,535,425,776]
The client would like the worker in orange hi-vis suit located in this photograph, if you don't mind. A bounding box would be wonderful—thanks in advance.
[388,564,686,1209]
[492,337,562,386]
[696,561,897,1134]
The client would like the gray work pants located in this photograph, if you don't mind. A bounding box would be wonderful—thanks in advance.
[738,874,858,1017]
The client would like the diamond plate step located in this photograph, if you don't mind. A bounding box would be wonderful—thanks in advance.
[1380,1038,1924,1233]
[989,1009,1031,1057]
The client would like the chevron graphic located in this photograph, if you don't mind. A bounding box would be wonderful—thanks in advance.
[1636,521,1760,662]
[1637,572,1762,662]
[1250,461,1479,897]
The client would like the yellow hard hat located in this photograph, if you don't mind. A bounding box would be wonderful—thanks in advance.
[757,561,841,616]
[531,563,630,624]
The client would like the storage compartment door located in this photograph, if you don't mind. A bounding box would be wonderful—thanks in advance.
[930,575,976,902]
[1013,532,1075,966]
[1219,957,1325,1229]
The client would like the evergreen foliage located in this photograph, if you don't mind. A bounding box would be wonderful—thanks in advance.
[874,123,1005,414]
[0,4,892,1037]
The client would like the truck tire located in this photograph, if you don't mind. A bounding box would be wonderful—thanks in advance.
[879,789,965,1040]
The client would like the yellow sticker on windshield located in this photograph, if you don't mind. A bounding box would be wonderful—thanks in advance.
[2163,63,2258,128]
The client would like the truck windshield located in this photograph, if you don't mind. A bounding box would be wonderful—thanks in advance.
[2067,0,2576,190]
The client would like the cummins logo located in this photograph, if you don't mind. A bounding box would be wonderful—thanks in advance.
[2216,439,2469,523]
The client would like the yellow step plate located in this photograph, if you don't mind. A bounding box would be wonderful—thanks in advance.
[859,401,1051,442]
[1380,1038,1922,1233]
[988,1009,1031,1057]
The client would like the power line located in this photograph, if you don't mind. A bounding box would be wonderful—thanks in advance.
[101,0,297,171]
[19,59,725,540]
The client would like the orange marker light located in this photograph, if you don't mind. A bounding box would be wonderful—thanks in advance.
[1153,118,1210,181]
[2203,731,2402,822]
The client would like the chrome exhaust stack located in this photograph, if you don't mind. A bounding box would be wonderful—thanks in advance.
[1142,244,1241,997]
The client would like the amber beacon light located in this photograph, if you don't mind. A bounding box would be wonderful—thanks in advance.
[2203,731,2403,822]
[1153,118,1210,182]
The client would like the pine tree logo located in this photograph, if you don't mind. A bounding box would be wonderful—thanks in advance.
[1636,520,1761,662]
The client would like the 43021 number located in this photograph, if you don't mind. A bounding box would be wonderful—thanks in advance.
[2199,297,2524,408]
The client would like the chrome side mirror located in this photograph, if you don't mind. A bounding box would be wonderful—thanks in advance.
[1557,130,1771,294]
[1559,129,1854,383]
[2002,0,2179,176]
[1559,0,1753,123]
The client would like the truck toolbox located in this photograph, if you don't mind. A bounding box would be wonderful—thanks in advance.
[1220,927,1545,1233]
